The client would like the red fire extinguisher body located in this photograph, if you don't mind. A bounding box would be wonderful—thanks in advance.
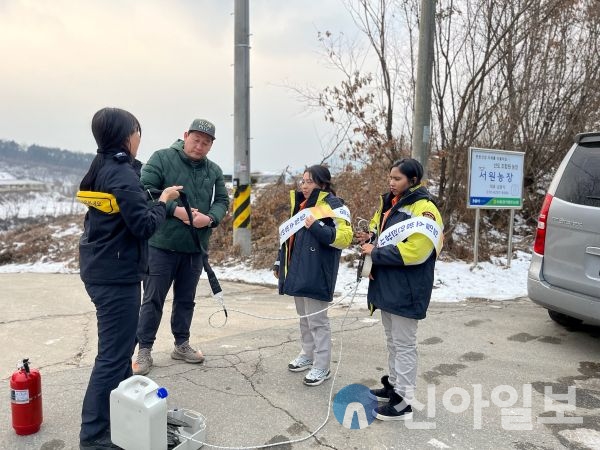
[10,360,43,435]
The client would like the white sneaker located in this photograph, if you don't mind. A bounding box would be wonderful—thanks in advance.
[288,355,313,372]
[303,367,331,386]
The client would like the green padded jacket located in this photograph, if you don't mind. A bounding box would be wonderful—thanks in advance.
[140,139,229,253]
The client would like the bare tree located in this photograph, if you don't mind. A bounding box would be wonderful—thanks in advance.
[432,0,600,248]
[295,0,600,256]
[290,0,420,165]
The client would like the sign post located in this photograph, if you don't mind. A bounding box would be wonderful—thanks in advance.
[467,148,525,267]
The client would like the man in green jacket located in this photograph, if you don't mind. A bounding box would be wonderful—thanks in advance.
[133,119,229,375]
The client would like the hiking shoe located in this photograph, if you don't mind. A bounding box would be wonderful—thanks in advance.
[303,367,331,386]
[288,355,313,372]
[373,391,413,421]
[369,375,394,402]
[171,341,205,364]
[132,348,153,376]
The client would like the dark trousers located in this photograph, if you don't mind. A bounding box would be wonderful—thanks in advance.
[80,282,140,443]
[137,247,203,349]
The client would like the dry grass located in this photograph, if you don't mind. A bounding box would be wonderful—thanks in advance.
[1,165,534,269]
[0,214,82,269]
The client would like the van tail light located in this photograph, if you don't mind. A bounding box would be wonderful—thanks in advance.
[533,193,553,255]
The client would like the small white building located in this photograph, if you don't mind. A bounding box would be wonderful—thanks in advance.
[0,179,45,193]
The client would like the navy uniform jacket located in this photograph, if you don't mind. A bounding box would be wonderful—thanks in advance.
[276,189,352,302]
[79,152,167,284]
[367,185,444,319]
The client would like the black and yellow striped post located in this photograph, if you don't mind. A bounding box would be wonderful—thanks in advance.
[233,183,251,254]
[233,184,251,229]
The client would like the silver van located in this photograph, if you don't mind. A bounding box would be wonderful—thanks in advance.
[527,132,600,327]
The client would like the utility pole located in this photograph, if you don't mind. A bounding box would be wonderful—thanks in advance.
[233,0,251,256]
[411,0,436,180]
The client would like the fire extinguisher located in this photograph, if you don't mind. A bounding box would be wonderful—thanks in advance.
[10,358,43,435]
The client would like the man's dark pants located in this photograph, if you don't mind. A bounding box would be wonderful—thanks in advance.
[137,246,203,349]
[80,283,140,443]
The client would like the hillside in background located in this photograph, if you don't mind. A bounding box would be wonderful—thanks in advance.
[0,139,91,224]
[0,139,93,171]
[0,139,93,188]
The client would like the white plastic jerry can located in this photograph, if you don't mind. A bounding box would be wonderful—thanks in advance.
[110,375,168,450]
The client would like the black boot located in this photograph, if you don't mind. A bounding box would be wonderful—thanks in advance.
[373,391,413,421]
[80,429,121,449]
[368,375,394,402]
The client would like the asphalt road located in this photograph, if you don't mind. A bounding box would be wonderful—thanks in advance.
[1,273,599,450]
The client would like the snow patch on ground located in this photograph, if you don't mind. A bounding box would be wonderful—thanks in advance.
[0,261,74,273]
[50,223,81,238]
[0,192,86,220]
[0,251,531,304]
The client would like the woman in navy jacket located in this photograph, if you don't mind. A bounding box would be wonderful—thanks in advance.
[274,165,352,386]
[77,107,181,449]
[358,159,443,422]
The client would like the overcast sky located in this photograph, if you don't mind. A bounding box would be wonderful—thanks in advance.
[0,1,361,174]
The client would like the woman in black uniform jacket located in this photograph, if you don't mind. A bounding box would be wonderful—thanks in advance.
[78,107,181,449]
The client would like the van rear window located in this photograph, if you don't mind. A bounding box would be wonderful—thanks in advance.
[554,145,600,207]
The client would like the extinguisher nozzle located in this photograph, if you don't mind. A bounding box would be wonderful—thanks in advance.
[17,358,31,374]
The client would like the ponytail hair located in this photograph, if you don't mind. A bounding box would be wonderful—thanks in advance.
[305,165,336,196]
[80,107,141,190]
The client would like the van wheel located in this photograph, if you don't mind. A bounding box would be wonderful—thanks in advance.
[548,310,583,328]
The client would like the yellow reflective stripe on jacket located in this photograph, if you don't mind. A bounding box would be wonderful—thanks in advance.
[395,199,443,265]
[315,191,352,249]
[76,190,120,214]
[331,211,353,249]
[284,190,352,252]
[369,191,444,265]
[369,195,384,234]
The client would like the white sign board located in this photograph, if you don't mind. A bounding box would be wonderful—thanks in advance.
[468,148,525,209]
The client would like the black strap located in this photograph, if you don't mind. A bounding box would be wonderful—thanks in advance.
[147,188,200,247]
[146,189,224,303]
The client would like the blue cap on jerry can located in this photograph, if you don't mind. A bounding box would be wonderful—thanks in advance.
[157,387,168,399]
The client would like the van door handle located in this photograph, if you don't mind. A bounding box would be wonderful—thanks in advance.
[586,247,600,256]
